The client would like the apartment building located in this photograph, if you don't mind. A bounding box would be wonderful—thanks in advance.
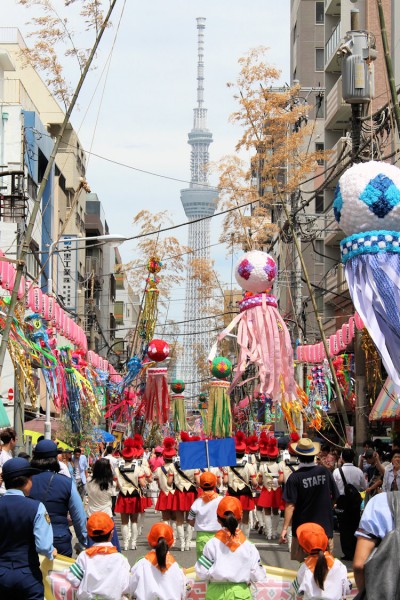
[290,1,397,340]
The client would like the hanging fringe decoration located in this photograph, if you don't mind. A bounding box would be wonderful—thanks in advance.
[206,379,232,437]
[335,160,400,393]
[172,393,187,433]
[138,257,163,344]
[361,328,383,398]
[209,250,295,401]
[142,367,170,424]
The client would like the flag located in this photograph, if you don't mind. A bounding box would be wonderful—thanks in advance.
[179,438,236,470]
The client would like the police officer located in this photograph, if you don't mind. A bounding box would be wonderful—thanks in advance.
[0,457,56,599]
[30,439,87,557]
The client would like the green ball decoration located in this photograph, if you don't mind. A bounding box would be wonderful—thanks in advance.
[171,379,185,393]
[210,356,232,379]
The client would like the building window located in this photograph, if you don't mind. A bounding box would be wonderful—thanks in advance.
[316,2,324,24]
[315,193,324,213]
[315,240,324,264]
[315,142,325,165]
[315,48,324,72]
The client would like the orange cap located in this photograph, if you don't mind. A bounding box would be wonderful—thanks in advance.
[217,496,243,521]
[147,522,174,548]
[200,472,217,490]
[87,511,114,537]
[296,522,328,554]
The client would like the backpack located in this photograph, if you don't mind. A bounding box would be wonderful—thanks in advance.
[337,467,362,511]
[356,491,400,599]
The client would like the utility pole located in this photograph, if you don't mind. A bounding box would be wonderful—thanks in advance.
[354,328,368,451]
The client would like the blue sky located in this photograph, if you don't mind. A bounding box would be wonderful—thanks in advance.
[3,0,291,319]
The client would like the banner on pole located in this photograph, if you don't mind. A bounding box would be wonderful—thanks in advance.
[179,438,236,470]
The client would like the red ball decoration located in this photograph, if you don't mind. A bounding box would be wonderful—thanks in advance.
[147,339,170,362]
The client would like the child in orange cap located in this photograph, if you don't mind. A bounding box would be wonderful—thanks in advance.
[195,496,266,599]
[292,522,351,600]
[187,472,223,559]
[67,511,130,600]
[129,522,189,599]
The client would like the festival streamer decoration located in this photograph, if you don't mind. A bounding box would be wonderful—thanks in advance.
[209,250,295,401]
[172,393,187,433]
[206,379,232,438]
[307,365,330,412]
[142,366,170,424]
[334,160,400,392]
[138,257,163,344]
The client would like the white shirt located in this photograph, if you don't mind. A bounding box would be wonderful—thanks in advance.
[293,559,351,600]
[332,463,367,495]
[188,496,223,532]
[86,481,113,517]
[67,542,130,600]
[0,448,12,495]
[195,535,266,584]
[58,460,71,478]
[130,554,188,600]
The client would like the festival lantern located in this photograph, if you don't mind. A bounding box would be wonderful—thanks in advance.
[210,250,294,400]
[147,338,170,362]
[171,378,185,393]
[334,161,400,391]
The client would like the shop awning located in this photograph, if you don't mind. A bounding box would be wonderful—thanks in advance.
[0,398,11,428]
[24,430,73,450]
[369,378,400,421]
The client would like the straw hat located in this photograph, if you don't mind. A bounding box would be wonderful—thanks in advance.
[289,436,320,456]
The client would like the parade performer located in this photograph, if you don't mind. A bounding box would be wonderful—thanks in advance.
[154,438,177,527]
[292,523,350,600]
[130,433,153,535]
[187,472,223,559]
[257,432,283,540]
[195,496,266,599]
[130,522,189,600]
[67,512,130,600]
[30,440,87,557]
[115,438,150,551]
[334,160,400,393]
[222,432,258,538]
[169,440,198,552]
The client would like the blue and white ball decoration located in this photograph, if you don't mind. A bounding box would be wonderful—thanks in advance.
[335,160,400,392]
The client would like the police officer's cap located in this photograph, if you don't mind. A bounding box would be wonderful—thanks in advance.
[2,457,39,481]
[33,439,60,458]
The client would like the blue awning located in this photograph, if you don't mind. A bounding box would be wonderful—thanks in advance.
[92,427,115,443]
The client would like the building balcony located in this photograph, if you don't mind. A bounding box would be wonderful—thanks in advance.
[325,219,344,247]
[326,136,352,186]
[324,263,350,306]
[325,0,340,16]
[325,21,342,72]
[325,77,352,130]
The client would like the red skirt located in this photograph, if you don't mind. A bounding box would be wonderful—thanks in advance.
[169,489,197,511]
[115,493,151,514]
[257,487,282,509]
[226,492,255,511]
[155,491,175,512]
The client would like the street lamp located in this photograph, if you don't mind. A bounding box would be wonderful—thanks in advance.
[47,234,128,296]
[44,233,127,440]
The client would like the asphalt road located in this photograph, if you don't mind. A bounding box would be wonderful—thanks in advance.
[108,508,351,572]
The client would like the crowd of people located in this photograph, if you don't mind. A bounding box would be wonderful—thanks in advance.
[0,425,399,599]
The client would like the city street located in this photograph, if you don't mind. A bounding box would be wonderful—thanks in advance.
[110,508,351,573]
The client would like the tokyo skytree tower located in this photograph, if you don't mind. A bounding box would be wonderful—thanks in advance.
[180,17,218,406]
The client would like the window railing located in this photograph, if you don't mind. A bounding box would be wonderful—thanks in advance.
[325,21,341,65]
